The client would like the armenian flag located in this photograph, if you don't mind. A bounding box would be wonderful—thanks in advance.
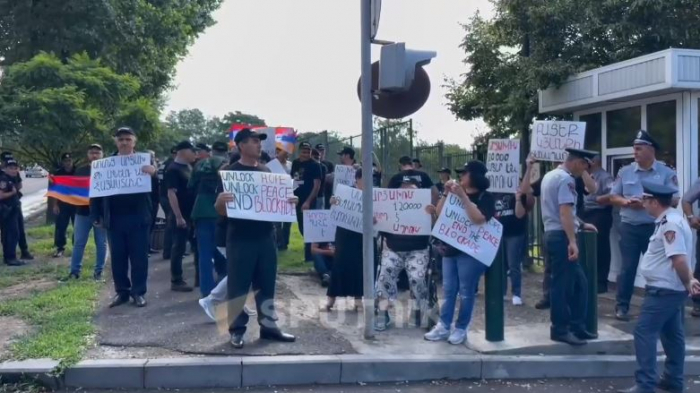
[228,124,266,149]
[275,127,298,154]
[47,175,90,206]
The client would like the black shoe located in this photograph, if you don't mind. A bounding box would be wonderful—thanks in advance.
[93,272,103,282]
[133,295,147,307]
[171,281,193,292]
[61,272,80,281]
[615,308,630,321]
[109,294,130,308]
[5,259,26,267]
[321,274,331,288]
[260,328,296,343]
[617,385,652,393]
[535,299,550,310]
[20,251,34,260]
[657,377,683,393]
[52,249,64,258]
[230,333,244,349]
[551,332,587,346]
[573,330,598,340]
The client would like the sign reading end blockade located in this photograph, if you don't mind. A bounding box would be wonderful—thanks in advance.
[431,193,503,267]
[486,139,520,193]
[530,121,586,162]
[89,153,152,198]
[219,171,296,223]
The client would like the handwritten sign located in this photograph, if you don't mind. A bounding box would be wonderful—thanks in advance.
[373,188,432,236]
[530,121,586,162]
[219,171,296,223]
[303,210,336,243]
[431,193,503,266]
[330,184,379,235]
[89,153,152,198]
[267,158,288,175]
[333,165,356,192]
[486,139,520,193]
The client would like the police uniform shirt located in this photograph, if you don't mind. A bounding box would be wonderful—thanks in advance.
[0,172,20,207]
[639,208,693,292]
[611,161,678,225]
[583,168,613,212]
[540,166,577,232]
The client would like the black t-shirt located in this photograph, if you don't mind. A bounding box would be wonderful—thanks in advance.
[158,158,174,199]
[165,162,194,219]
[74,165,91,216]
[321,160,335,174]
[291,159,322,201]
[219,162,274,238]
[372,167,382,187]
[0,172,20,208]
[493,193,527,237]
[317,160,328,199]
[467,190,495,222]
[388,169,433,189]
[435,182,445,198]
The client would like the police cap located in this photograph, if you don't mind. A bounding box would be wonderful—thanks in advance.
[641,180,677,199]
[633,130,660,150]
[4,159,18,168]
[0,152,13,161]
[234,128,268,144]
[565,148,597,164]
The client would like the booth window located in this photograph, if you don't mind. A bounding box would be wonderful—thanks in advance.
[580,113,602,152]
[647,100,677,169]
[606,106,641,148]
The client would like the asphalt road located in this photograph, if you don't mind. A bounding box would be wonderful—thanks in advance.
[19,173,48,217]
[20,173,47,195]
[86,378,700,393]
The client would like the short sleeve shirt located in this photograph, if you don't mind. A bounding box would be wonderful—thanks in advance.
[611,161,678,225]
[583,168,613,212]
[291,159,322,201]
[540,166,577,232]
[387,169,433,189]
[165,162,194,218]
[639,209,693,291]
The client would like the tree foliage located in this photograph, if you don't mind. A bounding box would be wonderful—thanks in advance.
[447,0,700,151]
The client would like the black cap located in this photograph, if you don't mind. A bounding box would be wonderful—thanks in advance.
[456,160,488,175]
[114,126,135,137]
[175,140,195,151]
[337,146,355,158]
[437,167,452,174]
[234,128,268,144]
[565,148,598,164]
[299,142,312,150]
[399,155,412,166]
[412,158,421,164]
[315,144,326,151]
[401,176,420,186]
[641,180,677,199]
[4,159,18,167]
[212,141,228,152]
[61,153,72,160]
[633,130,660,150]
[88,144,103,151]
[0,152,13,160]
[195,143,211,152]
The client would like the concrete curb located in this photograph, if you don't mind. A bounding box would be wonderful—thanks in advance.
[2,355,699,389]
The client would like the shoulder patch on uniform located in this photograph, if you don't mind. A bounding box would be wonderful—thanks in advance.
[568,182,576,195]
[664,230,676,244]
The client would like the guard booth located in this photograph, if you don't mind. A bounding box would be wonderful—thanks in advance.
[538,48,700,286]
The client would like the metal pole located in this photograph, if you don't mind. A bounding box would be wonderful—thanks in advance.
[484,244,505,342]
[360,0,375,340]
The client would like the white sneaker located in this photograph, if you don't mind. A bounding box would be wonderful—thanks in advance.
[244,305,257,316]
[424,322,450,341]
[448,328,467,345]
[198,297,216,322]
[512,296,523,306]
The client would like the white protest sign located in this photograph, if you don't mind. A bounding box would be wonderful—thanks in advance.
[486,139,520,193]
[89,153,152,198]
[431,193,503,267]
[303,210,336,243]
[373,188,432,236]
[329,184,379,235]
[530,121,586,162]
[333,165,356,192]
[219,171,296,223]
[267,158,288,175]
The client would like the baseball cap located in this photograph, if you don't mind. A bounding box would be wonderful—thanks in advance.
[88,144,103,151]
[437,167,451,174]
[315,144,326,151]
[299,142,312,150]
[175,141,195,151]
[456,160,488,175]
[234,128,268,144]
[61,153,72,160]
[337,146,355,157]
[399,156,413,166]
[212,141,228,152]
[114,126,135,137]
[195,143,211,152]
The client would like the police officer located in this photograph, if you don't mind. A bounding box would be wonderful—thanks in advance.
[0,159,23,266]
[610,130,678,321]
[681,175,700,317]
[1,152,33,261]
[540,148,598,346]
[618,181,700,393]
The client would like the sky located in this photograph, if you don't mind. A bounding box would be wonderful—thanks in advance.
[164,0,494,147]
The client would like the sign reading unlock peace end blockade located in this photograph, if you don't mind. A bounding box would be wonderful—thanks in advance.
[431,193,503,267]
[486,139,520,193]
[219,171,296,223]
[89,153,152,198]
[530,121,586,162]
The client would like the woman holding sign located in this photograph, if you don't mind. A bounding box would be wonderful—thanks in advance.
[425,161,495,345]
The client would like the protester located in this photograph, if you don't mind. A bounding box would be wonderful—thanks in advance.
[159,146,177,260]
[312,149,327,209]
[52,152,76,258]
[337,146,356,167]
[91,126,156,308]
[214,128,296,349]
[0,159,24,266]
[435,168,451,198]
[195,143,211,162]
[165,141,197,293]
[389,156,438,204]
[67,144,107,280]
[424,161,494,345]
[315,143,335,179]
[311,242,334,287]
[291,142,322,261]
[275,147,293,250]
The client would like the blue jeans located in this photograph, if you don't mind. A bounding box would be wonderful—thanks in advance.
[70,214,107,276]
[313,253,332,277]
[196,219,227,297]
[634,287,687,392]
[502,234,526,297]
[440,253,487,330]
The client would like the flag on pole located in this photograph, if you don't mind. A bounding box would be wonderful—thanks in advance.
[275,127,297,154]
[47,175,90,206]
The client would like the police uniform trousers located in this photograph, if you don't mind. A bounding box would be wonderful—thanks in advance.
[581,207,613,291]
[109,214,150,297]
[1,205,20,262]
[616,222,655,313]
[226,229,279,335]
[544,230,588,336]
[633,287,687,392]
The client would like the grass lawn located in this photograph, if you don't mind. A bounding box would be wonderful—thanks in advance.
[277,223,309,273]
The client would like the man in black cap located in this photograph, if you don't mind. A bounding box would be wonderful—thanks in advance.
[214,128,296,348]
[618,181,700,393]
[540,148,598,346]
[165,140,198,293]
[337,146,357,167]
[610,130,678,321]
[315,143,335,177]
[195,143,211,163]
[51,152,76,258]
[435,168,452,199]
[389,156,437,204]
[0,159,24,266]
[291,141,323,261]
[91,127,157,308]
[159,146,177,259]
[412,158,422,170]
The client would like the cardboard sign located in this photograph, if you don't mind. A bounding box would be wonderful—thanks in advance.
[530,121,586,162]
[89,153,152,198]
[431,193,503,266]
[373,188,432,236]
[303,210,336,243]
[333,165,356,192]
[486,139,520,193]
[267,158,288,175]
[219,170,296,223]
[329,184,380,235]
